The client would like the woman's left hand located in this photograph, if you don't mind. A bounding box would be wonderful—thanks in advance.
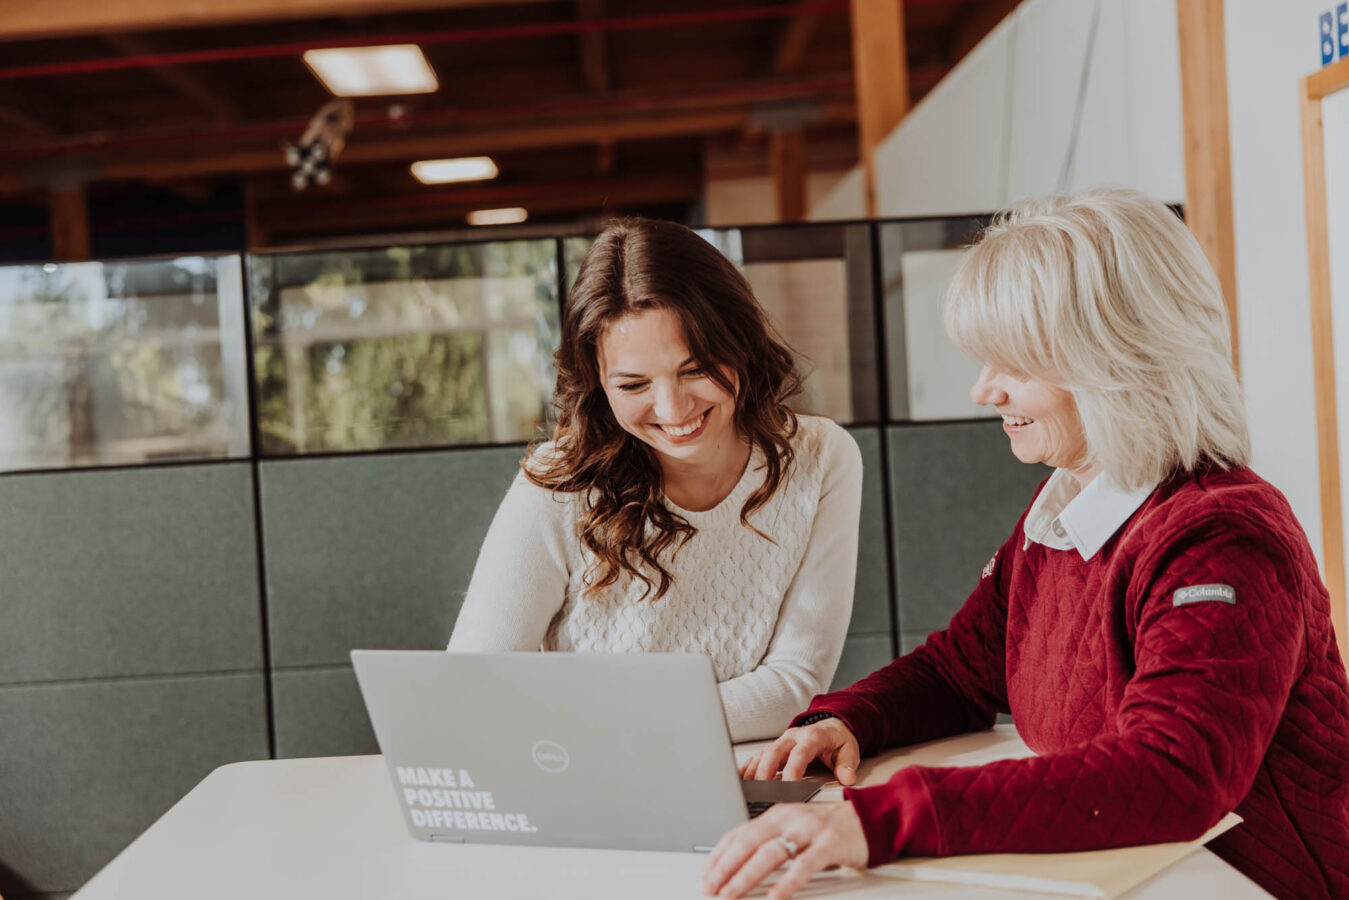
[700,801,869,900]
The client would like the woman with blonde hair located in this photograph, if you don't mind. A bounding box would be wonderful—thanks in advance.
[449,216,863,742]
[708,188,1349,900]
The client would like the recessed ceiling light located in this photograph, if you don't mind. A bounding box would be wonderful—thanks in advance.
[303,45,438,97]
[467,207,529,226]
[410,157,499,185]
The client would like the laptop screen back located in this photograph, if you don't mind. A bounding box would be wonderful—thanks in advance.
[351,650,750,851]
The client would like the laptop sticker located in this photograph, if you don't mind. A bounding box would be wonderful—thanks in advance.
[397,766,540,833]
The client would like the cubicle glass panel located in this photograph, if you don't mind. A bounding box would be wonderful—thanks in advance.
[0,255,250,473]
[249,240,560,454]
[878,217,992,422]
[705,223,878,424]
[562,235,593,295]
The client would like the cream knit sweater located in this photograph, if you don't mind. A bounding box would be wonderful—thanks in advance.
[448,414,863,741]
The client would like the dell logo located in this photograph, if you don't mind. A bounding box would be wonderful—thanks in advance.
[531,740,570,773]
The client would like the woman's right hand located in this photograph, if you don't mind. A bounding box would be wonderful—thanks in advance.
[739,717,862,786]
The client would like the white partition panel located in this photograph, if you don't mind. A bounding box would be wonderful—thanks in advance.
[867,0,1184,220]
[1004,0,1100,201]
[874,24,1013,217]
[1127,0,1186,201]
[743,260,853,422]
[1064,0,1134,191]
[809,166,866,222]
[899,249,991,421]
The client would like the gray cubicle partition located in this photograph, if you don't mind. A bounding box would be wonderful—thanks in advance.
[0,214,1063,898]
[886,422,1051,653]
[0,463,270,897]
[259,445,523,758]
[830,427,894,688]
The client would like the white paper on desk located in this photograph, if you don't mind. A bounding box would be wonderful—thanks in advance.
[870,813,1241,899]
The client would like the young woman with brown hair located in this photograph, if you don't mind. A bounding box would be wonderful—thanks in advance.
[448,217,864,741]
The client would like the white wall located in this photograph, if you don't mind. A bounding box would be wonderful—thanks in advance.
[1226,0,1333,562]
[867,0,1184,218]
[700,171,851,227]
[899,248,987,419]
[809,167,866,221]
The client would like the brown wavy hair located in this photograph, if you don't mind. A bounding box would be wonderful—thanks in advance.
[527,217,805,601]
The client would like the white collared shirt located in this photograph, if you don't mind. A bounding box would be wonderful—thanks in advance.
[1023,469,1158,560]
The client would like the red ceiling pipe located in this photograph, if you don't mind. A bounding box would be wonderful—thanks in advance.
[0,0,970,81]
[0,1,854,82]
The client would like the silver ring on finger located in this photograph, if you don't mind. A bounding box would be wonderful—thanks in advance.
[776,835,799,860]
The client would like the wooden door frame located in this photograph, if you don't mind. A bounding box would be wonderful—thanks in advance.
[1302,54,1349,664]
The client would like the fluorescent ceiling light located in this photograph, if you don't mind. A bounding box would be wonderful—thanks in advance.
[467,207,529,226]
[410,157,499,185]
[303,45,438,97]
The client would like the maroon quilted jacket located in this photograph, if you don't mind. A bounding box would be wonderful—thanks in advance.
[797,467,1349,899]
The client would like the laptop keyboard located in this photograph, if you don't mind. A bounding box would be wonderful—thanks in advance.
[746,800,774,819]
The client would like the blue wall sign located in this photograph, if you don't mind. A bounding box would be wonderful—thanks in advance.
[1323,3,1349,66]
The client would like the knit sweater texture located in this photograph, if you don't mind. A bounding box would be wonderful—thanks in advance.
[797,467,1349,900]
[450,414,863,741]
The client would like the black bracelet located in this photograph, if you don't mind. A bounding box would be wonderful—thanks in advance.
[795,712,839,727]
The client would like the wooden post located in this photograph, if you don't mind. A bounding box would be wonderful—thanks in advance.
[849,0,909,217]
[1176,0,1240,373]
[49,184,91,261]
[770,129,806,222]
[243,180,270,250]
[1302,56,1349,664]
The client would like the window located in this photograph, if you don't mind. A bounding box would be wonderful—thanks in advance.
[0,256,250,472]
[249,240,560,454]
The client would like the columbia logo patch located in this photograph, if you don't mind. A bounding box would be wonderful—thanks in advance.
[1173,584,1236,606]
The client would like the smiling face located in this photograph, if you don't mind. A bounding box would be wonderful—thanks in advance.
[970,365,1093,481]
[597,307,740,473]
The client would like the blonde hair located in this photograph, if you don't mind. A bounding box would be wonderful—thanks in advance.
[943,187,1248,489]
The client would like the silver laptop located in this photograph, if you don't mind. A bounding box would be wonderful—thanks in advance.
[350,650,820,852]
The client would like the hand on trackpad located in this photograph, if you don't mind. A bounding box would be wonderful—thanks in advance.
[740,779,821,804]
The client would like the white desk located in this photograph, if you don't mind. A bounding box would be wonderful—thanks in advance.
[73,726,1269,899]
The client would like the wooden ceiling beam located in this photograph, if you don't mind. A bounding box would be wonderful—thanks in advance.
[0,109,770,192]
[0,83,60,136]
[949,0,1021,62]
[769,128,806,221]
[257,173,700,241]
[0,0,538,42]
[104,34,243,124]
[850,0,909,217]
[734,15,832,163]
[0,105,55,136]
[1177,0,1238,372]
[773,10,824,75]
[577,0,610,92]
[49,184,90,261]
